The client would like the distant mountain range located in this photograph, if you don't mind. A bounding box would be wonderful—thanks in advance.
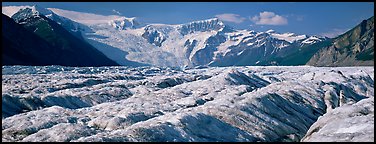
[2,5,374,67]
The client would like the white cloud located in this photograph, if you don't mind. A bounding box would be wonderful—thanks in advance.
[215,13,246,23]
[112,9,121,15]
[251,11,288,25]
[320,28,349,38]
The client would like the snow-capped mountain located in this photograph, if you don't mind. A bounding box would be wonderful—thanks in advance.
[2,6,119,67]
[4,6,92,37]
[108,17,141,30]
[266,29,308,43]
[10,5,51,21]
[2,5,328,67]
[177,18,227,35]
[301,36,327,45]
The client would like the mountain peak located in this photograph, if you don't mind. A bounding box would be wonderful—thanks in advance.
[268,31,308,43]
[10,5,54,23]
[108,16,141,30]
[2,5,50,17]
[26,5,52,16]
[186,17,224,26]
[178,18,226,35]
[11,7,39,23]
[265,29,276,33]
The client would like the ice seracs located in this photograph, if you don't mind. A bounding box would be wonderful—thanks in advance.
[108,17,141,30]
[2,66,374,142]
[301,97,374,142]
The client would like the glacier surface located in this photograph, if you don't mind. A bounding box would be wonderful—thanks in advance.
[2,66,374,142]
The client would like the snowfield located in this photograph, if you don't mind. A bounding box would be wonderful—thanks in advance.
[2,66,374,142]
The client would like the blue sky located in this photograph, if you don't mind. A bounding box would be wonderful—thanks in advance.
[2,2,374,37]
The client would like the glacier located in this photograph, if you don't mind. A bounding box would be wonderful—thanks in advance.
[301,97,374,142]
[3,6,328,67]
[2,65,374,142]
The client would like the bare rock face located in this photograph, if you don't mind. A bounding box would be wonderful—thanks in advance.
[301,97,374,142]
[307,16,374,66]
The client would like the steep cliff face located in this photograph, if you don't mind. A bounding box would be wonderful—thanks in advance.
[2,13,55,65]
[307,16,374,66]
